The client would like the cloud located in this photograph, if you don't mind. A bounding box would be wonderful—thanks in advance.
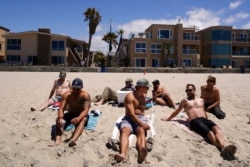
[224,12,250,24]
[229,0,242,9]
[242,21,250,29]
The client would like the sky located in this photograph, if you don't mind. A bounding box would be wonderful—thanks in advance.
[1,0,250,53]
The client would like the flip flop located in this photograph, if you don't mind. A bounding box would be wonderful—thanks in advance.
[108,137,120,152]
[146,137,154,152]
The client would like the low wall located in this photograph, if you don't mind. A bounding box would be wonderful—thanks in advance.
[0,65,248,73]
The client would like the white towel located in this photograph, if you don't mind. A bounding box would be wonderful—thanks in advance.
[111,113,156,147]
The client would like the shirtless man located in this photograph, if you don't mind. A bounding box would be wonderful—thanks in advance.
[200,75,226,119]
[161,84,237,158]
[114,78,151,164]
[49,78,91,147]
[151,79,175,109]
[31,71,71,111]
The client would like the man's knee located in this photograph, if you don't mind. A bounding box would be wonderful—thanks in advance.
[213,106,226,119]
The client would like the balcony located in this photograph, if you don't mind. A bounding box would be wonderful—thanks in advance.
[232,37,250,42]
[182,49,199,54]
[183,35,199,40]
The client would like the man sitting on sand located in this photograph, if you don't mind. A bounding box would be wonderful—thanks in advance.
[200,75,226,119]
[93,78,135,105]
[30,71,71,111]
[161,84,237,158]
[49,78,91,147]
[151,79,176,109]
[114,78,151,164]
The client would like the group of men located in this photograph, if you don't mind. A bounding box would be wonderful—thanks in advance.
[31,71,236,164]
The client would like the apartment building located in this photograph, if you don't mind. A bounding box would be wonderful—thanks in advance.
[198,26,250,68]
[127,23,200,67]
[127,23,250,68]
[0,26,10,63]
[2,28,87,66]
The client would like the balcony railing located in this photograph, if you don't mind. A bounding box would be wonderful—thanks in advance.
[232,51,250,56]
[182,49,199,54]
[232,37,250,42]
[183,35,199,40]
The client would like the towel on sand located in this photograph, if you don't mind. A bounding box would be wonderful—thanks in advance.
[111,113,156,147]
[84,109,102,131]
[172,112,204,141]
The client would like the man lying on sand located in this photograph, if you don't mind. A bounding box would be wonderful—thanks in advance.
[161,83,237,158]
[49,78,91,147]
[114,78,151,164]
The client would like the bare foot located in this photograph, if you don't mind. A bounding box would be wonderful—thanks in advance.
[68,141,76,147]
[114,154,125,163]
[48,142,61,147]
[138,147,148,164]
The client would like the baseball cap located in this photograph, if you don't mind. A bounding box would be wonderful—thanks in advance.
[59,71,66,78]
[152,79,160,85]
[136,78,151,88]
[125,78,133,83]
[72,78,83,89]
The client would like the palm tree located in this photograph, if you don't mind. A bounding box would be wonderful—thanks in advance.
[83,8,102,66]
[115,29,124,66]
[102,32,118,66]
[161,42,173,67]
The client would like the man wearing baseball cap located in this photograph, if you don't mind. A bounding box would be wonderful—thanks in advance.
[50,78,91,147]
[114,78,151,164]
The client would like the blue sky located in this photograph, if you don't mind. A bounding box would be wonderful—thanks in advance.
[1,0,249,53]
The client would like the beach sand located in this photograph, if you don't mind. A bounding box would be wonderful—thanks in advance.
[0,72,249,167]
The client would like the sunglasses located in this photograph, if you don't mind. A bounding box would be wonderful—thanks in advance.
[73,88,81,91]
[185,89,193,92]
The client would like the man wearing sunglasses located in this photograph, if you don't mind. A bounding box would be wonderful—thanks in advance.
[50,78,91,147]
[161,84,237,159]
[200,75,226,119]
[114,78,151,164]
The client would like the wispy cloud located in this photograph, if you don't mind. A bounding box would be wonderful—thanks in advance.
[224,12,249,24]
[229,0,242,9]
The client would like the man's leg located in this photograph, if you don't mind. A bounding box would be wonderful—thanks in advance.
[68,117,87,147]
[48,118,64,147]
[114,127,130,163]
[210,106,226,119]
[206,126,224,149]
[136,127,147,164]
[31,98,54,111]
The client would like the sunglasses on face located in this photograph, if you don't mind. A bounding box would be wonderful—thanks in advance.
[185,89,193,93]
[73,88,81,91]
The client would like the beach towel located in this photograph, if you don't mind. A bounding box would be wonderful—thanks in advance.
[84,109,102,131]
[47,102,60,111]
[111,113,156,148]
[172,112,204,141]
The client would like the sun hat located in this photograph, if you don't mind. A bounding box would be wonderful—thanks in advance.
[72,78,83,89]
[136,78,151,88]
[59,71,66,78]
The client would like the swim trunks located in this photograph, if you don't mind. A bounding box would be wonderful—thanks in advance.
[190,117,217,139]
[119,115,148,135]
[52,95,62,102]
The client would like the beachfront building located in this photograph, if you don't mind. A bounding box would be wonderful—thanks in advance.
[127,23,200,67]
[198,26,250,68]
[0,26,10,63]
[2,28,87,66]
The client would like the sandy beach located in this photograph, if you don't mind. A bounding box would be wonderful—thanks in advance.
[0,72,249,167]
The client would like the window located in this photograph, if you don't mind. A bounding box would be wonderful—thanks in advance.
[151,44,162,54]
[183,33,191,40]
[135,42,146,53]
[27,56,37,65]
[52,41,65,51]
[152,58,159,67]
[7,39,21,50]
[51,56,65,65]
[157,29,172,39]
[6,55,21,62]
[211,30,231,41]
[211,44,231,55]
[245,60,250,67]
[240,33,248,41]
[135,58,145,67]
[0,43,2,50]
[182,59,192,67]
[167,58,175,66]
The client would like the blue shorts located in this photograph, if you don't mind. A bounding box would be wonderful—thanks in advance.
[119,115,148,135]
